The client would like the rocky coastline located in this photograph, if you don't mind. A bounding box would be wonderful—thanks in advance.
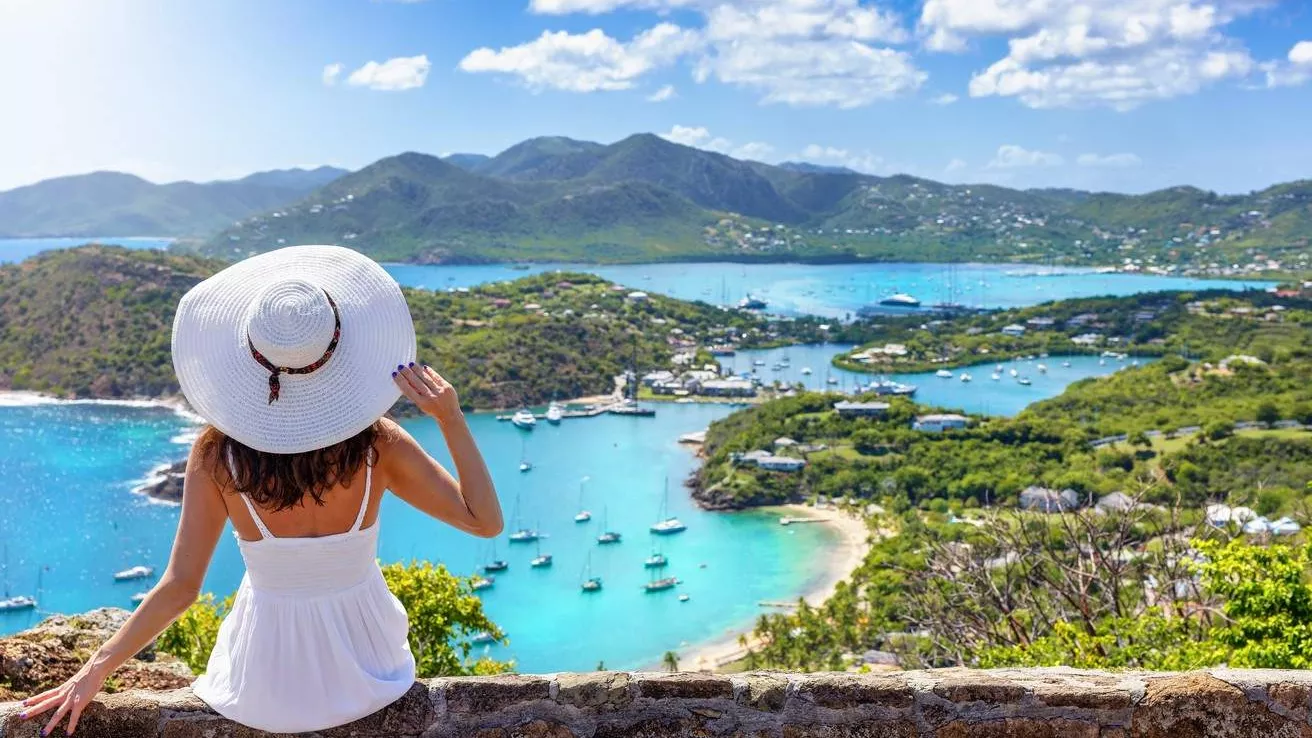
[138,460,187,504]
[0,609,192,702]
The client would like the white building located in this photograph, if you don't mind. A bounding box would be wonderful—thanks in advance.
[913,414,970,432]
[1000,324,1027,337]
[834,401,890,418]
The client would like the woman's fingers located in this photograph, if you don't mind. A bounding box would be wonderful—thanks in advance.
[67,694,88,735]
[21,686,60,708]
[21,688,65,717]
[423,365,451,389]
[397,365,430,396]
[414,366,442,395]
[43,695,73,736]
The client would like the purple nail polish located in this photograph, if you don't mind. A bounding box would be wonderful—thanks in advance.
[408,362,415,367]
[391,371,398,378]
[17,712,25,719]
[397,364,404,370]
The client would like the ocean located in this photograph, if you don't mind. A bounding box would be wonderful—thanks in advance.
[0,352,1142,670]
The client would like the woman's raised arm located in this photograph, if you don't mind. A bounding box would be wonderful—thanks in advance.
[382,364,503,538]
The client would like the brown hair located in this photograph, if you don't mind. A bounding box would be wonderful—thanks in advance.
[199,422,383,512]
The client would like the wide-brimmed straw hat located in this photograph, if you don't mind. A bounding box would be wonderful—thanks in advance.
[172,245,415,454]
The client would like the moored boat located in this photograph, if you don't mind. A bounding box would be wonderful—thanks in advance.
[114,565,154,582]
[511,409,536,430]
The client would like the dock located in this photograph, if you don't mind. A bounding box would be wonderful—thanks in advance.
[495,401,655,423]
[779,516,829,526]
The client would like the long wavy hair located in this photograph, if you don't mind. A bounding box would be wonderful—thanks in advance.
[199,421,383,512]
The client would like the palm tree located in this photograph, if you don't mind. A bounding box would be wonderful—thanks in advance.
[662,650,679,672]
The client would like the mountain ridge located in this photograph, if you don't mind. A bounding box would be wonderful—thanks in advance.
[0,167,349,238]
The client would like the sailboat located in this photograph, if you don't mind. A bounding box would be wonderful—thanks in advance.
[644,571,679,593]
[580,554,603,592]
[574,476,592,523]
[114,565,154,582]
[518,436,532,473]
[530,537,552,568]
[471,574,495,591]
[483,541,509,573]
[644,539,668,568]
[507,493,539,543]
[0,545,36,612]
[650,477,686,535]
[597,506,621,544]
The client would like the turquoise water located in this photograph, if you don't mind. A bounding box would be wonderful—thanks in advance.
[0,237,174,264]
[0,398,830,672]
[0,350,1146,669]
[384,262,1274,319]
[726,345,1153,417]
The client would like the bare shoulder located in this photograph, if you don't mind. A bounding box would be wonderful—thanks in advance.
[374,417,425,469]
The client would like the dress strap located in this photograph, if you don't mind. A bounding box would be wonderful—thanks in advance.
[227,447,275,541]
[352,454,374,532]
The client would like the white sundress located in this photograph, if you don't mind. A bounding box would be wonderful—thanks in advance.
[193,454,416,734]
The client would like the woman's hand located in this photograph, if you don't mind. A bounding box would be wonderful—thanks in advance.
[20,659,109,735]
[394,363,462,424]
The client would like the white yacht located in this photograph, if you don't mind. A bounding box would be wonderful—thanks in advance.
[1037,364,1048,373]
[114,565,154,582]
[511,409,536,429]
[991,372,1001,381]
[1017,377,1033,386]
[545,403,564,424]
[935,369,953,378]
[0,595,36,612]
[1062,361,1072,368]
[800,367,812,375]
[959,373,972,382]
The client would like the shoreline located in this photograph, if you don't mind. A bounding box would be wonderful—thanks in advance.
[0,390,203,424]
[668,503,872,673]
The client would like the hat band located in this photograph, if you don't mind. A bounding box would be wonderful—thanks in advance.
[247,292,342,405]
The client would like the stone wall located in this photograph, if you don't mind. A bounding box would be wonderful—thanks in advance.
[5,668,1312,737]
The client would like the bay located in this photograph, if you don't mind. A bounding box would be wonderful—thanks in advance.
[0,237,174,264]
[384,261,1275,319]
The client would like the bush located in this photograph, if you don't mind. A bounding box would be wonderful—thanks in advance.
[1205,420,1235,440]
[156,594,233,674]
[1256,401,1280,426]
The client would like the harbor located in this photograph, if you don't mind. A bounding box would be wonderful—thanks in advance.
[493,399,656,423]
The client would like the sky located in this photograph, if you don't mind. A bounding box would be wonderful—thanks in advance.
[1,0,1310,194]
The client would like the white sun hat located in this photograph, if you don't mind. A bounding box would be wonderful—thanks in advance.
[172,245,416,454]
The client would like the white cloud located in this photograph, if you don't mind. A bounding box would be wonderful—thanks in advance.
[459,24,701,92]
[322,63,343,86]
[988,144,1063,168]
[1263,40,1312,87]
[798,143,888,174]
[919,0,1283,110]
[945,158,968,173]
[472,0,925,108]
[1292,41,1312,66]
[345,55,431,91]
[659,125,774,161]
[695,39,925,108]
[930,92,958,104]
[1077,152,1142,167]
[647,84,677,102]
[530,0,699,12]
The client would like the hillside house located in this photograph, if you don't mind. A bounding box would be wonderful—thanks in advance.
[834,401,890,418]
[1020,487,1081,512]
[913,414,969,432]
[1000,324,1027,337]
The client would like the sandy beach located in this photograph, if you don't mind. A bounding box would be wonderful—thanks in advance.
[675,503,872,672]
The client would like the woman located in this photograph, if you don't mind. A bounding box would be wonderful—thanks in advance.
[20,245,503,735]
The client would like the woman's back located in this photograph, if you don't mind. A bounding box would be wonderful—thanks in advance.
[193,449,416,734]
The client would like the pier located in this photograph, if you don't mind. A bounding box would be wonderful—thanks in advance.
[495,401,655,423]
[779,516,829,526]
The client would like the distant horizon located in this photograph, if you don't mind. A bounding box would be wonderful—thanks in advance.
[5,133,1307,199]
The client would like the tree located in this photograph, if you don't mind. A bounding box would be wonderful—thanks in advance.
[156,594,234,674]
[662,651,680,672]
[381,560,513,676]
[1256,400,1280,427]
[1196,539,1312,669]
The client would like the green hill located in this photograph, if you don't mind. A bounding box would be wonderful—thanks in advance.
[188,135,1312,271]
[0,246,792,408]
[0,168,348,238]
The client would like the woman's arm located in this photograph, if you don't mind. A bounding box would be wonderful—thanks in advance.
[384,364,503,538]
[21,439,228,735]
